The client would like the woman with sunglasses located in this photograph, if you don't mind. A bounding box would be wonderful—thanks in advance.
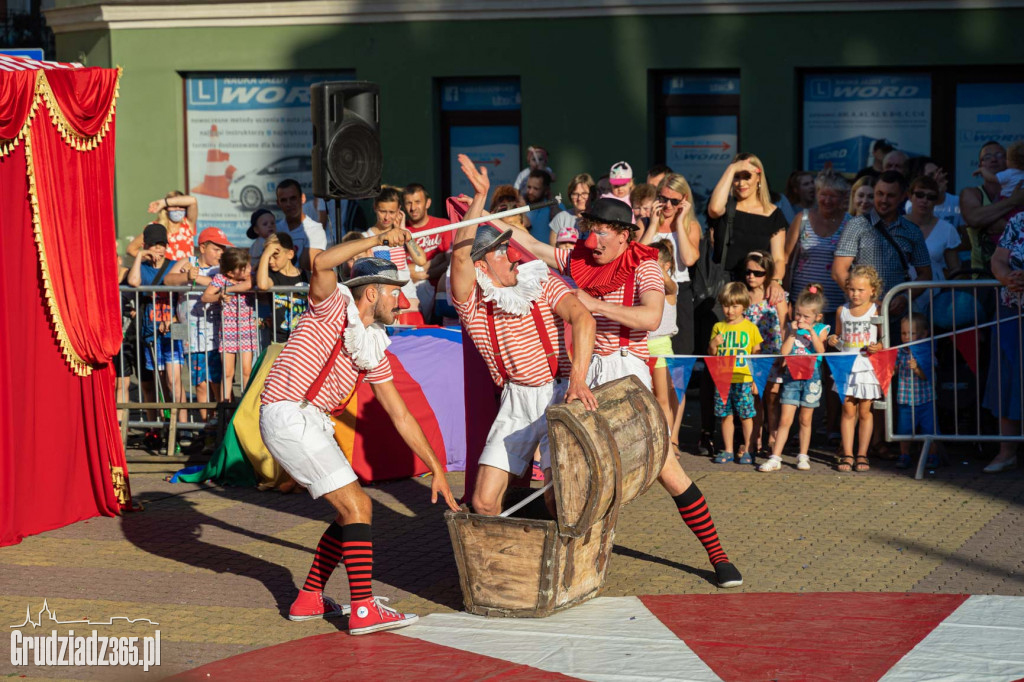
[696,154,788,456]
[640,173,702,447]
[906,175,962,281]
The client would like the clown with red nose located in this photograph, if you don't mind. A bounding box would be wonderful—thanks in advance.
[259,229,460,636]
[449,153,599,517]
[513,194,746,590]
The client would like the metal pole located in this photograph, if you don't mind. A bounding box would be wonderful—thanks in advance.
[401,196,560,242]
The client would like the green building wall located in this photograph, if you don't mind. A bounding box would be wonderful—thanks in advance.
[53,9,1023,244]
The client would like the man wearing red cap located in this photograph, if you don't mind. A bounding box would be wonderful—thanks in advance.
[165,227,234,428]
[450,154,598,516]
[259,230,460,635]
[514,196,744,589]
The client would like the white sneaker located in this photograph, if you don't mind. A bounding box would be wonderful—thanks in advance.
[758,455,782,472]
[796,454,811,471]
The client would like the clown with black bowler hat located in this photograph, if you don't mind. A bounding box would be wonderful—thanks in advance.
[510,191,745,589]
[449,154,598,517]
[259,229,459,635]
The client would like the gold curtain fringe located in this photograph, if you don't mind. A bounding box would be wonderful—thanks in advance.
[24,133,93,377]
[35,66,122,152]
[110,466,129,506]
[0,94,40,158]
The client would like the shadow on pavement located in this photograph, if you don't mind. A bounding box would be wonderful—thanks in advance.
[612,544,717,587]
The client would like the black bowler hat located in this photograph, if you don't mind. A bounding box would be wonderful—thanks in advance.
[345,257,410,288]
[581,197,638,231]
[470,224,514,262]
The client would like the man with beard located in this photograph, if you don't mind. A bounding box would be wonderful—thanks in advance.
[403,183,451,320]
[450,155,598,516]
[260,231,460,635]
[513,196,744,588]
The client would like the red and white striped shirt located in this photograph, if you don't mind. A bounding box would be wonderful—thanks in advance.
[261,287,392,409]
[554,250,664,360]
[454,275,571,388]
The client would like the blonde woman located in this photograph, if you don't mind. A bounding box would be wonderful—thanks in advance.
[641,173,702,451]
[128,191,199,262]
[699,154,788,456]
[848,176,876,218]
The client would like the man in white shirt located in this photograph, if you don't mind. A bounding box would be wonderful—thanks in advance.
[276,178,327,271]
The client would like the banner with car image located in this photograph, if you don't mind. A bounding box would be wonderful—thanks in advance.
[184,71,352,245]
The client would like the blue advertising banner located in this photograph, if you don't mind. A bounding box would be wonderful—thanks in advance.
[441,81,521,112]
[185,71,352,245]
[955,83,1024,193]
[803,73,931,173]
[665,116,737,227]
[448,126,520,199]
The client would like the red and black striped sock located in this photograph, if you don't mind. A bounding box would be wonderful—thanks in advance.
[341,523,374,603]
[301,521,345,592]
[673,483,729,566]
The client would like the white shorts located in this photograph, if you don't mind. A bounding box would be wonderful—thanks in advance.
[586,352,652,390]
[259,401,357,499]
[479,379,567,476]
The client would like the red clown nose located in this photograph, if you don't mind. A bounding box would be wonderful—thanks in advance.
[506,241,525,263]
[397,290,411,310]
[584,231,599,249]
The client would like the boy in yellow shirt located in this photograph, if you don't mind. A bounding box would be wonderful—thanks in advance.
[709,282,763,465]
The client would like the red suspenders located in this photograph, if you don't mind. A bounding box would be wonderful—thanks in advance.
[301,319,368,418]
[485,300,560,384]
[618,270,636,356]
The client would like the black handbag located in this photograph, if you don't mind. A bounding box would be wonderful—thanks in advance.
[692,198,736,308]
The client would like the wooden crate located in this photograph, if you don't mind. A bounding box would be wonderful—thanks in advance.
[445,375,667,617]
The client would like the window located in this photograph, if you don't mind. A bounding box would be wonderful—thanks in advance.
[653,72,740,223]
[437,78,521,201]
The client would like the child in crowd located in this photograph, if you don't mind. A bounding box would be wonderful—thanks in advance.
[247,208,277,260]
[709,282,764,465]
[202,248,257,400]
[649,241,680,443]
[127,222,186,449]
[760,284,829,472]
[165,227,233,431]
[828,265,884,472]
[895,315,938,470]
[742,250,788,455]
[255,232,309,344]
[976,140,1024,220]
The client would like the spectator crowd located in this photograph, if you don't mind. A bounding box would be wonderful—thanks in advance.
[116,138,1024,473]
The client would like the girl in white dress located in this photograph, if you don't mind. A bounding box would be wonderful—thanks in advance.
[827,265,884,472]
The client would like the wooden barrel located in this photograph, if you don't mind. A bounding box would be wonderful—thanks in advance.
[546,375,668,538]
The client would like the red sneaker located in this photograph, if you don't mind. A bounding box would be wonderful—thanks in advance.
[348,597,418,635]
[288,589,349,621]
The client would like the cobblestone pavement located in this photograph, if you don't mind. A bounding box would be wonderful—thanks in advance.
[2,439,1022,680]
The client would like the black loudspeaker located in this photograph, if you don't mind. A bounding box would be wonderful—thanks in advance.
[311,81,382,199]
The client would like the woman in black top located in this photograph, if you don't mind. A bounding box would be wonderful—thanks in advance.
[696,153,788,456]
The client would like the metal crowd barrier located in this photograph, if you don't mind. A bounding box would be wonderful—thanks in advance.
[115,284,310,456]
[881,279,1024,480]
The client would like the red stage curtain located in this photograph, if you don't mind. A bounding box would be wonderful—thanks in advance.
[31,70,121,370]
[0,66,126,546]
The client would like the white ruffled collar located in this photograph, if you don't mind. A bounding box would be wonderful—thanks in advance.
[337,284,391,369]
[475,259,548,316]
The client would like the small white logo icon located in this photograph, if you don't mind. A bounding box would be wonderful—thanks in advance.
[356,606,369,619]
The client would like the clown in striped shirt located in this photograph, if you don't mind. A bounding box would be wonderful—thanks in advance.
[259,230,458,636]
[450,154,597,517]
[514,195,745,590]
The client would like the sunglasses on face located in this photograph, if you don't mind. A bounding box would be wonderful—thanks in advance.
[734,172,753,181]
[658,195,683,206]
[913,191,938,201]
[745,269,766,277]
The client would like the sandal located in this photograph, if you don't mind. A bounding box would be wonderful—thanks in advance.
[855,457,871,472]
[836,456,854,472]
[713,451,733,464]
[737,452,753,465]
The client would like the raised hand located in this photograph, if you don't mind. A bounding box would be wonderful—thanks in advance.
[458,153,490,196]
